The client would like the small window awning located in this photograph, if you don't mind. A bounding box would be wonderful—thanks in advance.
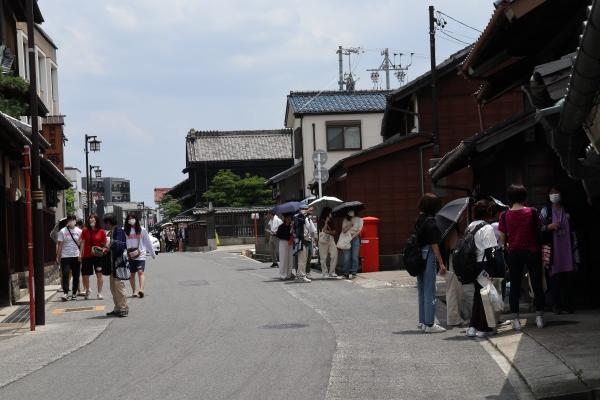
[266,161,303,185]
[430,111,538,183]
[40,157,71,190]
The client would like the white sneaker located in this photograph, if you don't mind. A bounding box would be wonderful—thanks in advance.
[466,327,477,337]
[97,293,104,300]
[512,319,522,331]
[322,273,329,279]
[536,315,544,328]
[476,330,491,338]
[297,276,311,283]
[61,294,69,302]
[306,273,313,279]
[417,323,425,331]
[84,290,91,300]
[329,273,338,278]
[424,324,446,333]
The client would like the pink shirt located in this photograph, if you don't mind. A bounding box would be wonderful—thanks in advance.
[498,207,540,253]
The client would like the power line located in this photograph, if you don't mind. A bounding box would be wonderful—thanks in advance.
[438,29,472,46]
[437,10,482,33]
[438,33,468,47]
[438,27,476,41]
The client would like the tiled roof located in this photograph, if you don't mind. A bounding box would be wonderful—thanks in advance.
[186,129,292,163]
[287,90,390,115]
[192,206,272,215]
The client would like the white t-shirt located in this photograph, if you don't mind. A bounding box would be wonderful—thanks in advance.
[268,215,283,234]
[467,220,498,262]
[342,217,363,238]
[304,217,317,240]
[57,226,82,258]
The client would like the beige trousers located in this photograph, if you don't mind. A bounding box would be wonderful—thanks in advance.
[445,267,474,326]
[297,242,311,277]
[110,275,128,312]
[318,233,338,275]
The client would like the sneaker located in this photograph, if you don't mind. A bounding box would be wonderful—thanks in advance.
[476,330,492,338]
[116,311,128,318]
[106,310,117,316]
[348,274,356,280]
[512,319,522,331]
[536,315,544,328]
[329,273,338,278]
[132,292,139,298]
[97,293,104,300]
[322,273,329,279]
[61,294,69,302]
[84,290,91,300]
[466,327,477,337]
[417,323,425,330]
[306,273,313,279]
[296,276,311,283]
[138,290,144,298]
[70,295,78,301]
[424,324,447,334]
[270,263,278,268]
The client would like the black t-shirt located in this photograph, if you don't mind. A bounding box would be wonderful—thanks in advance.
[275,223,292,241]
[415,214,441,246]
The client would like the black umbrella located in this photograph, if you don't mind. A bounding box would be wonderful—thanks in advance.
[435,197,469,240]
[272,201,301,215]
[332,201,365,217]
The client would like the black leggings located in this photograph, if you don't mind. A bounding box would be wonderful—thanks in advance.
[508,250,545,314]
[61,257,81,295]
[471,282,493,332]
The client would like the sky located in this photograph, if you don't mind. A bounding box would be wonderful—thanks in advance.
[40,0,495,207]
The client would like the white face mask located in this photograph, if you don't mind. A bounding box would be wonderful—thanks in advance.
[348,210,355,217]
[67,221,76,228]
[549,193,561,204]
[128,219,137,226]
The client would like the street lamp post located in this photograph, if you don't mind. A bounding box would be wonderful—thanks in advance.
[137,201,146,229]
[84,135,101,219]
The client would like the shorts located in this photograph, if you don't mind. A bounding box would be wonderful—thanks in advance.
[82,256,110,275]
[129,259,146,273]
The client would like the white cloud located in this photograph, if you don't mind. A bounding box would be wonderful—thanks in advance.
[105,4,139,31]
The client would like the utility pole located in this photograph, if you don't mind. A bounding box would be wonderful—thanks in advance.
[337,46,344,90]
[26,0,45,325]
[429,5,439,155]
[367,49,413,89]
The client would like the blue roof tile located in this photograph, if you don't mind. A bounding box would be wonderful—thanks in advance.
[287,90,390,115]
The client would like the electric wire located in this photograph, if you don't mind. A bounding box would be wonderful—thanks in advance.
[438,27,477,41]
[437,11,482,33]
[438,30,472,46]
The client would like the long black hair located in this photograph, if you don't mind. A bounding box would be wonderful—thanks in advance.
[124,213,142,235]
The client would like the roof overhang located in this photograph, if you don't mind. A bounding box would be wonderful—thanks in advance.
[266,161,303,185]
[40,157,71,190]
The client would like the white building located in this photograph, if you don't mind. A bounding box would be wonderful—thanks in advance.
[268,90,390,200]
[64,167,84,219]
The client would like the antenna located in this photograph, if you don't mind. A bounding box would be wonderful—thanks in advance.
[367,48,414,89]
[336,46,363,91]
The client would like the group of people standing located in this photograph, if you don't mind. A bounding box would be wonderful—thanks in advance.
[54,213,156,317]
[266,204,363,282]
[414,183,579,336]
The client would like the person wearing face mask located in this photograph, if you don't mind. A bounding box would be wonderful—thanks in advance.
[56,215,82,301]
[541,187,578,314]
[124,213,156,298]
[341,209,363,279]
[80,214,108,300]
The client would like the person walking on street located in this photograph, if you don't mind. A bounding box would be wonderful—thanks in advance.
[275,214,294,280]
[465,200,499,338]
[294,205,315,283]
[103,214,129,317]
[56,215,82,301]
[341,209,363,279]
[266,211,282,268]
[166,227,176,252]
[80,213,108,300]
[318,207,338,278]
[125,213,156,298]
[304,208,317,279]
[415,194,447,333]
[498,184,545,330]
[541,187,578,314]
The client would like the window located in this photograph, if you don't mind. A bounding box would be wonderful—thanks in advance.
[326,122,362,151]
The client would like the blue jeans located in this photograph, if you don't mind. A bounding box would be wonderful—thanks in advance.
[343,236,360,275]
[417,246,437,326]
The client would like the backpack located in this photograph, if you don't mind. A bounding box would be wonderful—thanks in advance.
[452,222,487,284]
[402,217,432,277]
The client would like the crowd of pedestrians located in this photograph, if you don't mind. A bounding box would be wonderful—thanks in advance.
[53,213,155,317]
[410,183,580,336]
[266,204,363,283]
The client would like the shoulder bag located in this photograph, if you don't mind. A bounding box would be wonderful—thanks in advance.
[67,228,80,249]
[127,232,141,260]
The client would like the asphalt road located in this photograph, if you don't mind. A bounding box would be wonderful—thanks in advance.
[0,251,520,400]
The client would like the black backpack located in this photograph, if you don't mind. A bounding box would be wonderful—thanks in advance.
[452,222,487,284]
[402,217,432,277]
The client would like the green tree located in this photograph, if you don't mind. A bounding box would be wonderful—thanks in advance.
[0,74,29,118]
[203,170,274,207]
[160,194,183,219]
[64,188,76,215]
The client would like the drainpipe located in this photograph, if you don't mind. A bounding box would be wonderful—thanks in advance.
[22,146,35,331]
[419,143,435,196]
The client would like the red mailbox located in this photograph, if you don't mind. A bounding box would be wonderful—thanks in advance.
[360,216,380,273]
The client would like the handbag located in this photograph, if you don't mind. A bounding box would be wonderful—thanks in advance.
[127,235,141,260]
[336,231,352,250]
[541,244,552,268]
[114,250,131,280]
[92,246,105,257]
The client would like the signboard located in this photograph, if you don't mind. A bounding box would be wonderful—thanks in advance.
[312,149,328,164]
[313,167,329,183]
[250,213,260,220]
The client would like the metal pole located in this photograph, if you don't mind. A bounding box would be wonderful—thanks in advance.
[384,48,390,90]
[337,46,344,90]
[27,0,45,325]
[22,146,35,331]
[317,154,322,199]
[429,5,439,156]
[85,135,90,219]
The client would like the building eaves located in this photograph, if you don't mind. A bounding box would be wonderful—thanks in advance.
[266,161,303,185]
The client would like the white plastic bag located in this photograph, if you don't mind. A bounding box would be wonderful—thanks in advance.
[481,282,503,327]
